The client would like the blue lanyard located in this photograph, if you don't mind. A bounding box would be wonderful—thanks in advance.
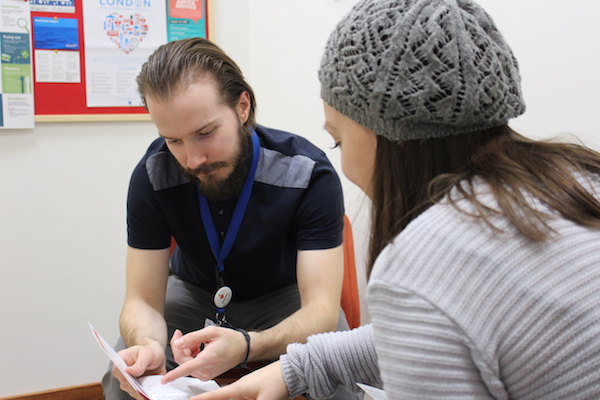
[197,130,260,315]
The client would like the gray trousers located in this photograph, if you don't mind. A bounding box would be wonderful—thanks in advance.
[102,274,359,400]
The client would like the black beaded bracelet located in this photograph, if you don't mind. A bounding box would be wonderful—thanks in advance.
[236,328,251,369]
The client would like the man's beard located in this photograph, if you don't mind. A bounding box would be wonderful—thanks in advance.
[182,125,251,202]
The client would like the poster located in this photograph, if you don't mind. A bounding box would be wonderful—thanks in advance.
[166,0,207,42]
[30,0,76,14]
[32,17,80,83]
[32,17,81,83]
[0,0,34,129]
[83,0,166,107]
[33,17,79,50]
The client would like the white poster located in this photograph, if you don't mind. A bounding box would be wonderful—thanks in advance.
[0,0,34,129]
[83,0,166,107]
[34,49,80,83]
[30,0,75,14]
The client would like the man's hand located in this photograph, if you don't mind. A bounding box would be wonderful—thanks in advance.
[112,341,167,399]
[161,326,249,383]
[190,361,289,400]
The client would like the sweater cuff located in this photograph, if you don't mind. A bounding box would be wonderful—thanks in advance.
[280,352,307,398]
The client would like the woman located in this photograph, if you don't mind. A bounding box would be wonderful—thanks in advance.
[189,0,600,398]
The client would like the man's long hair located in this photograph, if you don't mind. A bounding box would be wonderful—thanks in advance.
[367,126,600,275]
[136,37,257,128]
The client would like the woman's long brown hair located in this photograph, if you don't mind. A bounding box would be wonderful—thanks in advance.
[368,126,600,275]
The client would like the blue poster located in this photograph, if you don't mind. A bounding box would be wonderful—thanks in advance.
[1,33,30,64]
[33,17,79,50]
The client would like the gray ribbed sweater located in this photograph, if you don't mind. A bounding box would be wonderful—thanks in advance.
[282,179,600,399]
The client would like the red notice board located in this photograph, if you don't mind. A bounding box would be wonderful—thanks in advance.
[31,0,210,123]
[32,0,148,122]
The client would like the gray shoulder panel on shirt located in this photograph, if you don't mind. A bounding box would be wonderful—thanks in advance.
[146,151,190,191]
[255,147,316,189]
[146,147,315,191]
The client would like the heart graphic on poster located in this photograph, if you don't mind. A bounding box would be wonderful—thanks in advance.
[104,13,148,54]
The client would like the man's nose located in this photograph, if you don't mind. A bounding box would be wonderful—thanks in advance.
[185,144,208,170]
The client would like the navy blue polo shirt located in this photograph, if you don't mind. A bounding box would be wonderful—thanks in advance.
[127,125,344,301]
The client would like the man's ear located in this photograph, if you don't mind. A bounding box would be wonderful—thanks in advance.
[237,91,251,124]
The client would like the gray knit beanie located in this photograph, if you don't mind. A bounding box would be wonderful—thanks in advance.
[319,0,526,142]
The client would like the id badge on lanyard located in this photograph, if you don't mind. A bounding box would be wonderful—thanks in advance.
[198,130,260,327]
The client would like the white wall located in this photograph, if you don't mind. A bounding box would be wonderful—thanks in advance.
[0,120,157,396]
[1,0,599,396]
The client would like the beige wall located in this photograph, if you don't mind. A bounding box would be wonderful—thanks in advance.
[1,0,599,396]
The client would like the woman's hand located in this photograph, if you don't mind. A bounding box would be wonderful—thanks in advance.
[191,361,289,400]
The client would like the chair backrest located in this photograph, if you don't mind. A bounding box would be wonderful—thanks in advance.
[341,214,361,329]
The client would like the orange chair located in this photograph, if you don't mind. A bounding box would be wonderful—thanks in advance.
[169,215,361,384]
[341,214,361,330]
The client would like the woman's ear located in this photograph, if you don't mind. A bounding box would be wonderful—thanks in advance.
[237,91,251,124]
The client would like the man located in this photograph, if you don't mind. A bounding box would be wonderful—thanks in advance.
[102,37,349,400]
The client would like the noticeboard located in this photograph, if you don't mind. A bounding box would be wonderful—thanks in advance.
[31,0,209,122]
